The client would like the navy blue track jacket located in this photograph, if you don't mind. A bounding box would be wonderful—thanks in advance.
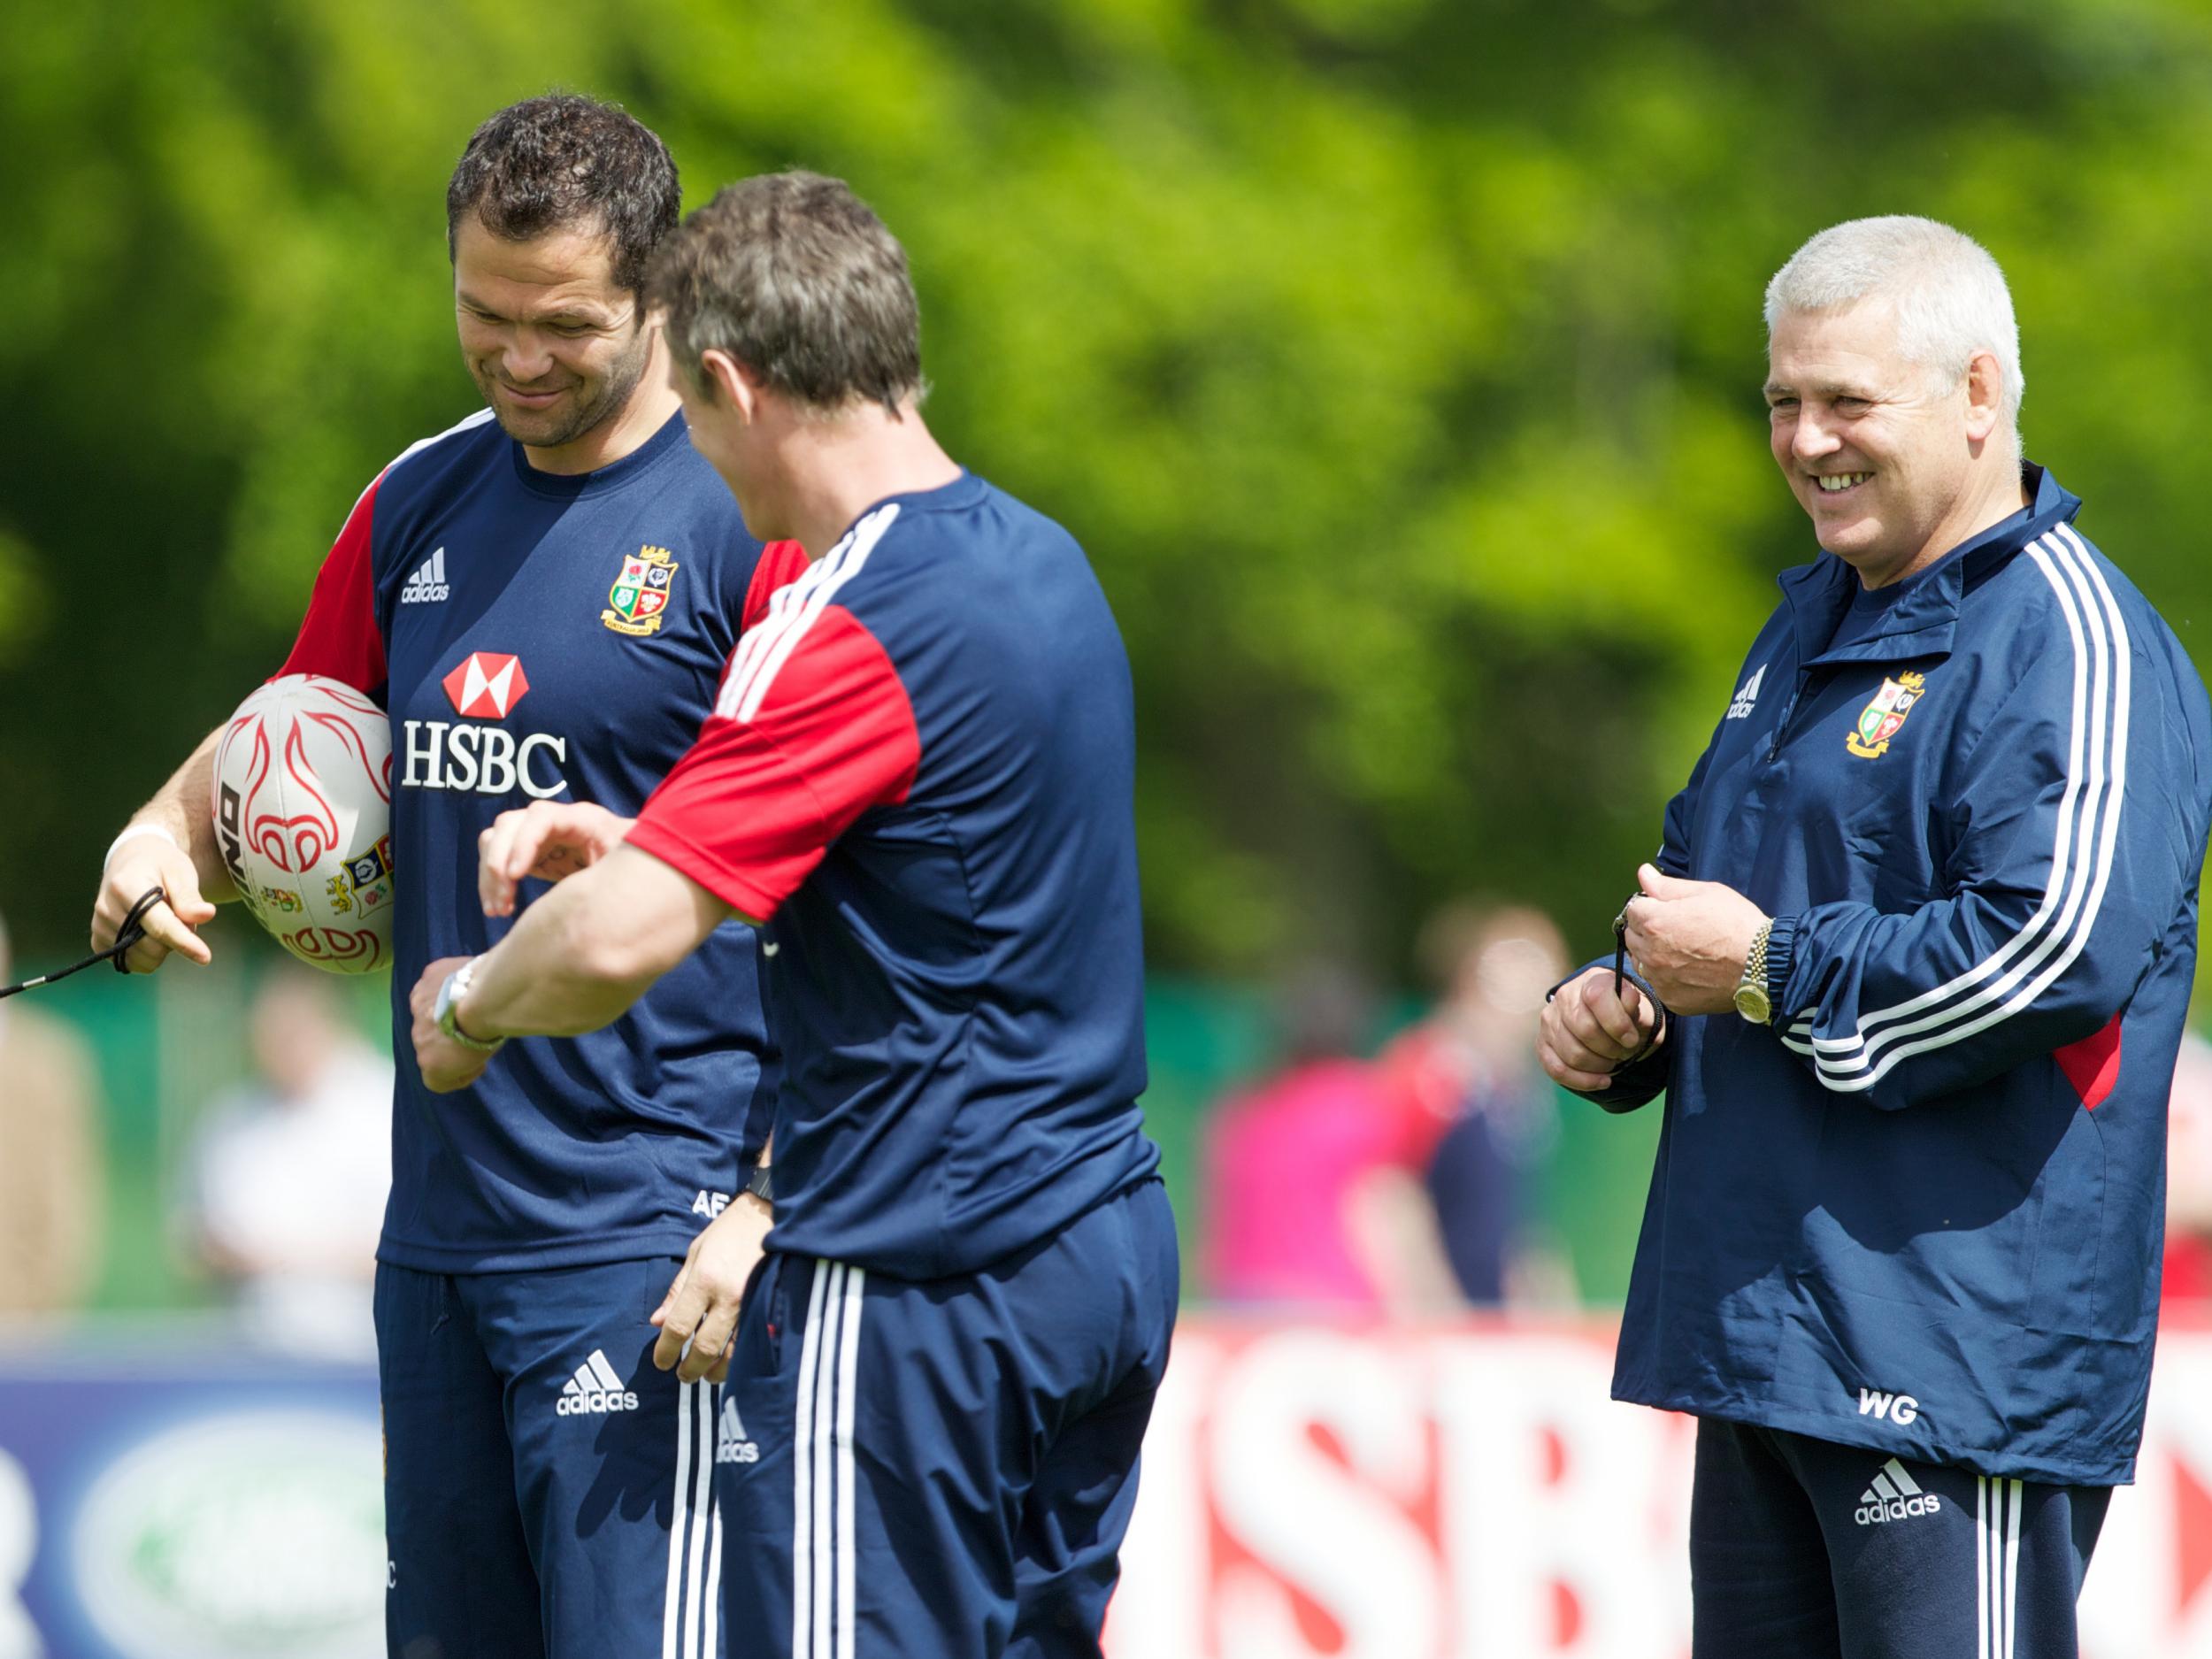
[1594,465,2212,1486]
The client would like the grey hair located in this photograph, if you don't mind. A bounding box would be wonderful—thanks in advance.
[646,171,923,417]
[1764,216,2024,444]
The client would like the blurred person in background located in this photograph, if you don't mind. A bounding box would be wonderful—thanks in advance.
[1379,902,1572,1308]
[0,908,104,1315]
[186,963,390,1357]
[1202,960,1460,1315]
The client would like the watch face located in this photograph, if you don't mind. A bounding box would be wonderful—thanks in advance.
[1734,984,1772,1025]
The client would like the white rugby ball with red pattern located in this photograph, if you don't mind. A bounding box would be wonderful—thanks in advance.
[211,673,396,974]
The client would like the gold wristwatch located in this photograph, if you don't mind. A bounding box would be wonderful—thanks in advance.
[1733,921,1774,1025]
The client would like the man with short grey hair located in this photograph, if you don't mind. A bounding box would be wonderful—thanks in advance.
[1539,214,2212,1656]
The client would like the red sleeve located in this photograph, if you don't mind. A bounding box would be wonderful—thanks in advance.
[626,604,920,921]
[741,540,811,632]
[276,474,387,695]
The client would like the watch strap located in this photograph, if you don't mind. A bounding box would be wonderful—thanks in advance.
[1735,921,1775,1024]
[436,962,504,1055]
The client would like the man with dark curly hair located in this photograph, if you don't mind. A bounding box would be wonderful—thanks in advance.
[89,94,798,1658]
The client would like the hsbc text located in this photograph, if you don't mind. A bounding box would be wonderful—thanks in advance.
[401,721,569,798]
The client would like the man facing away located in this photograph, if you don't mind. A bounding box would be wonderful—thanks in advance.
[406,169,1178,1659]
[1539,216,2212,1658]
[89,94,799,1658]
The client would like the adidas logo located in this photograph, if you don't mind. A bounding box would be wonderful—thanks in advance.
[400,547,450,605]
[1726,663,1766,720]
[1853,1457,1942,1526]
[556,1349,639,1417]
[717,1395,759,1464]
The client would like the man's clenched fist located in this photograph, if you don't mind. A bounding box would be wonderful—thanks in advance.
[1538,967,1660,1092]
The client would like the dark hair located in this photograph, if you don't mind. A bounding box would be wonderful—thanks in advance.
[645,171,923,415]
[446,93,680,295]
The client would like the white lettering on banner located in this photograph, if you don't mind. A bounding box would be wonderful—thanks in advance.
[1108,1340,1210,1659]
[1103,1325,1699,1659]
[1209,1333,1443,1659]
[2077,1335,2212,1657]
[1102,1324,2212,1657]
[399,722,568,800]
[1437,1340,1695,1657]
[0,1448,36,1659]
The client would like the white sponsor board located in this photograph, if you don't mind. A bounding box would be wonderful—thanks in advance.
[1108,1319,2212,1659]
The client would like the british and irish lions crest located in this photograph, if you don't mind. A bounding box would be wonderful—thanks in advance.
[1847,671,1927,760]
[603,544,680,636]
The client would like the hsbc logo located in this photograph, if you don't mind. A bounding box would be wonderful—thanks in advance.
[443,652,529,719]
[402,651,568,799]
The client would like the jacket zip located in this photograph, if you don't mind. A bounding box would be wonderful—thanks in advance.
[1768,667,1809,763]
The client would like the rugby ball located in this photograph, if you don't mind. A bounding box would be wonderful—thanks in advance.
[211,674,396,973]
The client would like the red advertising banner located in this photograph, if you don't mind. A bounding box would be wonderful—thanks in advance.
[1107,1315,2212,1659]
[1,1317,2205,1657]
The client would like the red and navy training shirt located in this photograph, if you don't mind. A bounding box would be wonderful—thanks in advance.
[627,472,1161,1279]
[281,406,809,1272]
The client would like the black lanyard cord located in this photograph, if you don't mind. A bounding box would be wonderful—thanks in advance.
[0,887,170,1001]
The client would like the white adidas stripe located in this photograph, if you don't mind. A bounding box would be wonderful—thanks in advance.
[1978,1476,1990,1659]
[791,1263,829,1659]
[2003,1477,2023,1659]
[1786,527,2113,1066]
[683,1379,715,1659]
[1779,526,2131,1090]
[1793,526,2129,1075]
[810,1268,839,1655]
[790,1261,867,1659]
[703,1473,726,1659]
[659,1378,720,1659]
[718,505,901,724]
[1783,531,2109,1070]
[1977,1474,2024,1659]
[836,1267,865,1659]
[1789,526,2104,1055]
[663,1375,693,1659]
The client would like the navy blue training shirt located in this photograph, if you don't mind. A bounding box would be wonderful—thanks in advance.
[280,406,809,1271]
[627,473,1162,1279]
[1584,466,2212,1485]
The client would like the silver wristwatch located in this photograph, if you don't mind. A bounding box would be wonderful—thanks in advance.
[1734,921,1775,1025]
[434,959,504,1055]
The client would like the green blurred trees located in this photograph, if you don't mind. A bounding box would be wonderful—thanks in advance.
[7,0,2212,979]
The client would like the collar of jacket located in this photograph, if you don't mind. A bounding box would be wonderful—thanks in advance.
[1776,463,2083,668]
